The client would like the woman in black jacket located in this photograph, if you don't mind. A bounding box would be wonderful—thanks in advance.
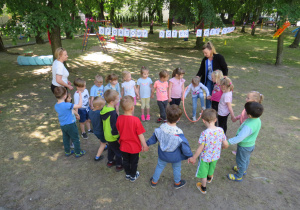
[196,41,228,108]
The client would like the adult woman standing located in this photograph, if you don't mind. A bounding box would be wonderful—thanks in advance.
[50,47,73,93]
[196,41,228,108]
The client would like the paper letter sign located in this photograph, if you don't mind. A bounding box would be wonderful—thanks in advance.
[216,28,221,35]
[184,30,189,38]
[136,30,142,38]
[172,30,177,38]
[178,30,184,38]
[166,30,172,38]
[130,29,136,37]
[196,29,202,37]
[221,28,227,35]
[203,29,210,37]
[124,29,130,37]
[105,27,111,35]
[112,28,118,36]
[99,27,105,35]
[159,30,165,38]
[142,30,148,38]
[210,28,216,36]
[118,28,124,37]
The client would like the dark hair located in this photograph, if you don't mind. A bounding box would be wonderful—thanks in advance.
[201,109,217,123]
[105,73,118,83]
[172,67,185,78]
[54,86,67,99]
[245,102,264,118]
[159,70,169,78]
[166,104,182,123]
[141,66,149,75]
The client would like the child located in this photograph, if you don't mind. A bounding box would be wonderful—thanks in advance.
[137,66,153,121]
[104,73,121,115]
[100,89,123,172]
[89,97,107,161]
[121,71,139,115]
[188,109,227,194]
[231,91,264,155]
[207,70,224,113]
[54,87,86,158]
[66,92,80,148]
[218,77,235,134]
[90,75,104,109]
[74,78,93,139]
[168,68,185,106]
[116,96,149,182]
[147,105,193,189]
[184,76,210,121]
[223,102,264,182]
[151,70,169,123]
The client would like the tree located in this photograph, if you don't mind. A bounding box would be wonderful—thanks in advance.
[289,28,300,48]
[146,0,164,34]
[0,2,7,52]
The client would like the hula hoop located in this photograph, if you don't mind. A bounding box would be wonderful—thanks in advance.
[182,86,202,123]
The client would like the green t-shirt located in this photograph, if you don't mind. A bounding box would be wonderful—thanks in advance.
[237,118,261,147]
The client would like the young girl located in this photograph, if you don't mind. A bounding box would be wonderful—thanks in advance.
[151,70,169,123]
[168,68,185,106]
[184,77,210,121]
[137,66,153,121]
[231,91,264,155]
[104,73,121,115]
[121,71,139,115]
[207,70,224,113]
[218,77,235,134]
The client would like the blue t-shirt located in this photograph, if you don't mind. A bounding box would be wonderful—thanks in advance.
[88,109,105,141]
[137,77,153,98]
[54,102,75,126]
[90,85,104,98]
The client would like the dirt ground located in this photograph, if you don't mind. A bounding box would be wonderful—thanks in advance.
[0,32,300,209]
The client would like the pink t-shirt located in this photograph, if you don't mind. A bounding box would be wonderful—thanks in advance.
[210,84,223,102]
[154,80,168,101]
[218,91,232,116]
[237,109,248,125]
[169,78,185,99]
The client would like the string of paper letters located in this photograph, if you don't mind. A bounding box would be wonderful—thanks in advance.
[98,27,149,38]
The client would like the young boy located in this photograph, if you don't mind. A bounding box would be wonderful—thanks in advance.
[147,104,193,189]
[224,102,264,182]
[88,96,107,161]
[188,109,227,194]
[116,96,149,182]
[54,87,86,158]
[100,89,123,172]
[74,78,93,139]
[90,75,104,109]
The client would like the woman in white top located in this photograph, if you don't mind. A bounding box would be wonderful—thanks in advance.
[51,47,73,93]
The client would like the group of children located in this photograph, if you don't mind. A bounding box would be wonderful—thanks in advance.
[53,66,264,193]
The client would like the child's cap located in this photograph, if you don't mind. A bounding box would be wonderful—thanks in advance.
[166,104,182,123]
[245,102,264,118]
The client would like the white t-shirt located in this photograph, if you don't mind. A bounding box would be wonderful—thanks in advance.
[218,91,232,116]
[74,89,90,109]
[122,80,136,97]
[52,60,69,86]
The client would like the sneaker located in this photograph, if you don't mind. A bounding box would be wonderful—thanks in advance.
[146,115,151,121]
[88,129,93,133]
[116,165,124,172]
[81,132,88,139]
[207,175,213,184]
[232,166,247,175]
[141,115,145,121]
[174,180,186,189]
[70,143,74,149]
[150,177,157,188]
[106,161,116,168]
[196,182,207,194]
[125,175,131,180]
[156,117,163,123]
[192,116,196,121]
[65,150,74,157]
[130,171,140,182]
[104,144,108,151]
[75,150,86,158]
[94,155,104,161]
[227,174,243,182]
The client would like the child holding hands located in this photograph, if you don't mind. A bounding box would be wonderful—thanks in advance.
[207,70,224,112]
[104,73,121,115]
[168,68,185,106]
[121,71,139,115]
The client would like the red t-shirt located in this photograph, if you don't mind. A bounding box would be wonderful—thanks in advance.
[116,115,146,154]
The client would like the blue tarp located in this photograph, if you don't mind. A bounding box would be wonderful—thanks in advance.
[17,55,53,65]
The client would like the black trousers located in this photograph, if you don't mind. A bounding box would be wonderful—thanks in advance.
[122,152,139,177]
[107,141,122,166]
[211,101,219,113]
[157,100,168,120]
[170,98,181,106]
[218,114,229,134]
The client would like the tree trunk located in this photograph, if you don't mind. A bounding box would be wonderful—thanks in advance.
[110,7,115,26]
[289,29,300,48]
[0,35,6,52]
[138,12,142,28]
[195,37,204,49]
[99,0,105,20]
[251,26,256,36]
[168,0,174,30]
[241,25,246,33]
[275,33,284,66]
[35,30,45,44]
[50,25,62,58]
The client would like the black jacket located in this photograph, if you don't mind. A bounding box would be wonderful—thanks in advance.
[196,54,228,84]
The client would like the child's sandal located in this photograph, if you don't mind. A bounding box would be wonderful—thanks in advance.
[227,174,243,182]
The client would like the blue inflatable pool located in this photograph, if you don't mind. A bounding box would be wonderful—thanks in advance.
[17,55,53,65]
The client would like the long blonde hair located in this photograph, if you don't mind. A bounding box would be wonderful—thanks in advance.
[212,70,224,85]
[220,77,234,91]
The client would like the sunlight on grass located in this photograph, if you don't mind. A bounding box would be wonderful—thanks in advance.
[288,116,299,121]
[96,198,112,204]
[80,52,115,64]
[277,86,283,89]
[22,156,31,161]
[32,67,51,75]
[49,153,60,161]
[232,76,239,79]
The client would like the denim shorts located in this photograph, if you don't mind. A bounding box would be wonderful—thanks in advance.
[78,108,89,123]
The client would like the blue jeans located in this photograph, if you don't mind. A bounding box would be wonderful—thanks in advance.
[205,79,214,109]
[152,158,181,183]
[236,145,255,178]
[192,93,205,117]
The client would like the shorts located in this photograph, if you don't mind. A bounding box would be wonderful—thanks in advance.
[195,159,218,178]
[94,133,106,143]
[78,108,89,123]
[141,97,150,109]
